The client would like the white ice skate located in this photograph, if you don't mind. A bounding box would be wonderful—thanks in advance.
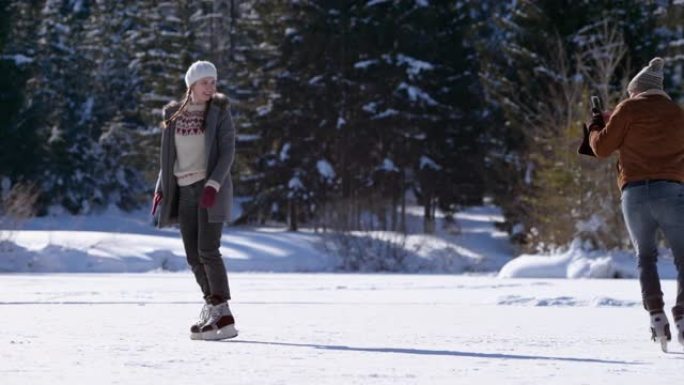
[674,316,684,350]
[200,302,238,341]
[190,303,213,340]
[650,312,672,353]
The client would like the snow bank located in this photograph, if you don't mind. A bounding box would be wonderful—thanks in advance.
[498,239,678,279]
[0,204,514,274]
[0,228,336,273]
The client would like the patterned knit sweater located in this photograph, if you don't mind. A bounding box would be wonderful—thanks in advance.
[173,102,220,190]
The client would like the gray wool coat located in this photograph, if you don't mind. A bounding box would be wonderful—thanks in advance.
[154,93,236,228]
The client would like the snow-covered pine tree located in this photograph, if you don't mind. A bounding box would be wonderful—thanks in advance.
[223,0,290,226]
[30,0,109,214]
[351,0,421,233]
[405,1,489,234]
[127,0,191,125]
[353,1,489,234]
[244,0,359,231]
[0,0,46,182]
[79,0,149,210]
[239,1,492,233]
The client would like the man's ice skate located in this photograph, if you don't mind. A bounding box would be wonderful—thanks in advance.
[190,303,213,340]
[200,302,237,341]
[673,316,684,350]
[650,312,672,352]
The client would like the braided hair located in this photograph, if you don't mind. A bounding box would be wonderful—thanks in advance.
[163,88,213,130]
[164,88,192,128]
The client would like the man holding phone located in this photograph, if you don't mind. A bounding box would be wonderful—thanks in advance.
[588,57,684,352]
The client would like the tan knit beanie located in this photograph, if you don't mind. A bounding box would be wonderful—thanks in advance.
[627,57,664,94]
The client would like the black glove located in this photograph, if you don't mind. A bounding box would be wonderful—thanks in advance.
[577,123,596,157]
[588,110,605,131]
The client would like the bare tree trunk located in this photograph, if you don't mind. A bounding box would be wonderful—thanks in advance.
[288,200,298,231]
[354,192,361,230]
[399,173,406,234]
[577,19,629,106]
[423,196,435,234]
[377,195,387,231]
[391,191,398,231]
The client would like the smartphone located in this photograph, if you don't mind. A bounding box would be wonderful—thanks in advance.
[590,96,602,113]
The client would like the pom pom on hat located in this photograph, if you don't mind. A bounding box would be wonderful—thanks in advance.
[627,57,664,94]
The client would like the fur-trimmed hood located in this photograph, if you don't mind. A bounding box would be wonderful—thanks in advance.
[162,93,230,121]
[210,92,230,109]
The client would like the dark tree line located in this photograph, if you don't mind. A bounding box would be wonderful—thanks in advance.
[2,0,684,250]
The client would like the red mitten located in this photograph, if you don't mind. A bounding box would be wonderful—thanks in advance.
[151,192,163,216]
[200,186,217,209]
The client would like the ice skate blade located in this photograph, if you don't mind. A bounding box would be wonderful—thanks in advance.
[659,337,668,353]
[202,324,238,341]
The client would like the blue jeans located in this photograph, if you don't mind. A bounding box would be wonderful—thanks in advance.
[621,180,684,315]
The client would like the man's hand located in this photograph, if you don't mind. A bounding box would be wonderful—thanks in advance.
[588,110,613,132]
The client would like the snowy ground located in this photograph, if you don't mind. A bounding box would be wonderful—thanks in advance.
[1,273,683,385]
[3,203,683,383]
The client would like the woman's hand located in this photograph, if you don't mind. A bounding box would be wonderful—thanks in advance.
[200,186,217,209]
[151,192,163,216]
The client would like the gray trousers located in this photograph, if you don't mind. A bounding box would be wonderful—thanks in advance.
[178,180,230,304]
[621,180,684,317]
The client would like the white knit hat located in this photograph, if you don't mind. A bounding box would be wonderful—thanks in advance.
[184,60,217,88]
[627,57,664,94]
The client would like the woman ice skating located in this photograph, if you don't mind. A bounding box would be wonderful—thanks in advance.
[588,57,684,352]
[152,60,237,341]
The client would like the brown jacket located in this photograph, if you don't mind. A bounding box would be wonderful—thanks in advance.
[590,92,684,189]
